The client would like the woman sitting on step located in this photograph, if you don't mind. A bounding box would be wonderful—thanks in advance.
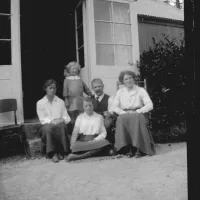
[36,79,71,163]
[66,97,113,162]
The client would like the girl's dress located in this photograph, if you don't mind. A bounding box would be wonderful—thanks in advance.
[63,76,92,123]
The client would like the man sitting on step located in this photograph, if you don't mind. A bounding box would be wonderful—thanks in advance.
[91,78,117,144]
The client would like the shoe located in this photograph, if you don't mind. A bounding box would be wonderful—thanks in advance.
[52,153,59,163]
[126,151,134,158]
[135,149,143,158]
[125,146,134,158]
[108,148,116,156]
[57,153,64,160]
[66,149,102,162]
[65,153,79,162]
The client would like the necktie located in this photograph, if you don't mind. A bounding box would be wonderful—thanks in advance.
[96,97,100,102]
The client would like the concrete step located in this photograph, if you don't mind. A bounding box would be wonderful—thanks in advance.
[23,122,43,158]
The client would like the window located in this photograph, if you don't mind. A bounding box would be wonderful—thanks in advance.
[75,2,85,68]
[0,0,11,65]
[94,0,132,66]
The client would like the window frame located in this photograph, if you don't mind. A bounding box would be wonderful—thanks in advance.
[93,0,133,67]
[0,9,12,66]
[75,0,86,68]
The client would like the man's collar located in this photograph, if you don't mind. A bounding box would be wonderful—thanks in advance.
[95,93,104,101]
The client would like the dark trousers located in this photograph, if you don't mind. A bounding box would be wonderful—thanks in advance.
[39,123,70,156]
[104,113,118,144]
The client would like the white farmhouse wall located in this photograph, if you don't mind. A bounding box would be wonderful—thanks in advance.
[0,0,23,126]
[82,0,184,97]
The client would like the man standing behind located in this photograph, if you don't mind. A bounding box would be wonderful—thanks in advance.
[91,78,116,144]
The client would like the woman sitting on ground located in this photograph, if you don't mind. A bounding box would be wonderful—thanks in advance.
[111,70,156,158]
[66,97,113,162]
[36,79,71,163]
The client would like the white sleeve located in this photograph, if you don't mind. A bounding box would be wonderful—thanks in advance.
[61,100,71,124]
[71,116,81,143]
[138,89,153,113]
[94,116,107,141]
[36,101,51,125]
[110,90,126,115]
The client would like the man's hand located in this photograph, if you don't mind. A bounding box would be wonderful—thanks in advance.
[103,111,112,117]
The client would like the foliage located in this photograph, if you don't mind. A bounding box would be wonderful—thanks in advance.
[137,34,187,133]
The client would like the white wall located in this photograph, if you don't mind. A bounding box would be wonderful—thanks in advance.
[0,0,23,126]
[83,0,184,97]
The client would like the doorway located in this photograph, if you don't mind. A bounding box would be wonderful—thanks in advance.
[20,0,80,121]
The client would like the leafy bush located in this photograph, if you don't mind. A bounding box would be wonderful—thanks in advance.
[137,34,187,136]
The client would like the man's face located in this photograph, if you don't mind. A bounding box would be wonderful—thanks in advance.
[92,81,104,96]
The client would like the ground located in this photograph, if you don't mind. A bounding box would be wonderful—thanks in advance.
[0,142,187,200]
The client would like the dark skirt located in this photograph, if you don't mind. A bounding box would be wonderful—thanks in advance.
[71,134,111,153]
[115,113,156,156]
[39,123,70,155]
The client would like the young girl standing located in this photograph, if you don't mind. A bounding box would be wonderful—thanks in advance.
[63,61,92,133]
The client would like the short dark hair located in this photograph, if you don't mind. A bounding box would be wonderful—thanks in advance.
[118,70,137,84]
[83,96,93,104]
[91,78,104,86]
[43,79,57,91]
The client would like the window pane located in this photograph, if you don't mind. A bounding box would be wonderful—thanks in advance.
[0,0,10,14]
[0,15,11,39]
[76,4,83,27]
[95,22,113,43]
[94,0,112,21]
[115,45,132,66]
[114,24,131,45]
[0,41,12,65]
[78,47,85,68]
[96,44,114,65]
[113,2,130,23]
[77,25,83,48]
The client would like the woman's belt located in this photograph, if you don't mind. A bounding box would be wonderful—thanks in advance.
[77,134,98,141]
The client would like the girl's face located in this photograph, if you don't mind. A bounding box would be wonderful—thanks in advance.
[83,101,93,115]
[123,74,135,89]
[70,65,79,76]
[46,83,56,97]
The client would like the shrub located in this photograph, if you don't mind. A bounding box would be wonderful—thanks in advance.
[137,34,187,139]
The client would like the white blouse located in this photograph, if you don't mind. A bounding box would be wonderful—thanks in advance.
[36,95,71,125]
[74,112,107,141]
[111,85,153,115]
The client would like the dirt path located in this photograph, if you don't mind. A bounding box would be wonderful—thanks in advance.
[0,143,187,200]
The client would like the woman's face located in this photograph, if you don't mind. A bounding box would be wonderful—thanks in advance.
[123,74,135,88]
[46,83,56,97]
[83,101,93,115]
[70,65,79,76]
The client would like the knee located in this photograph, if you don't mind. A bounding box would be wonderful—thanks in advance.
[41,124,54,133]
[104,117,113,128]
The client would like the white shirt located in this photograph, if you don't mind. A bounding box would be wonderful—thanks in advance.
[36,95,71,125]
[74,112,107,141]
[111,86,153,115]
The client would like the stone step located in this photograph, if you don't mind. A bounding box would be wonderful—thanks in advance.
[23,122,42,140]
[23,122,43,158]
